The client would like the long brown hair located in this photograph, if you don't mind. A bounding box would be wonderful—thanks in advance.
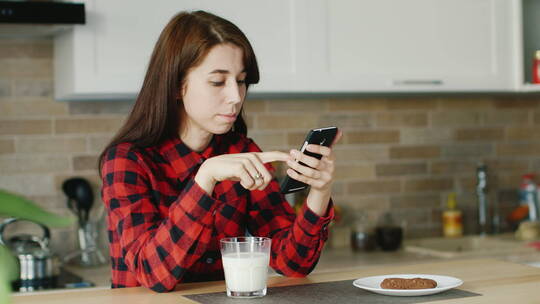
[98,10,259,171]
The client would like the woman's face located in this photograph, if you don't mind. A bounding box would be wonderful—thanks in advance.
[181,43,247,136]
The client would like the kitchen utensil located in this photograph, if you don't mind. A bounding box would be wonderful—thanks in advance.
[61,177,106,267]
[0,218,60,286]
[0,218,99,290]
[62,177,94,225]
[75,221,107,267]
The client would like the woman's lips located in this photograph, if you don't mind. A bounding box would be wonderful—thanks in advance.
[218,113,237,122]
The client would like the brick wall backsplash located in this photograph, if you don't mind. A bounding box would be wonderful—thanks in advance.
[2,39,540,254]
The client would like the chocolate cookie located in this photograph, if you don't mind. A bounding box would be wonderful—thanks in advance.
[380,277,437,289]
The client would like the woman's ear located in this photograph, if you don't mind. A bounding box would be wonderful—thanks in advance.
[178,84,186,99]
[177,78,188,99]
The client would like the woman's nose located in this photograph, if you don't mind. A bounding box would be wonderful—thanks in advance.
[225,82,243,104]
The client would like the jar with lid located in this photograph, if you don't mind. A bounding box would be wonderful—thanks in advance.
[350,212,376,251]
[375,213,403,251]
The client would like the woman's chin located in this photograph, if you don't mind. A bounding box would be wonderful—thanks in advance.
[210,124,233,135]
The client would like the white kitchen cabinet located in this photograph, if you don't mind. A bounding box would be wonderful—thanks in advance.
[307,0,518,93]
[54,0,524,100]
[516,0,540,92]
[54,0,313,100]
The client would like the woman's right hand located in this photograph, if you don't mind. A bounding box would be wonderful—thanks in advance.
[194,151,290,194]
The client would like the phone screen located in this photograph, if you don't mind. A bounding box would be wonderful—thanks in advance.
[280,126,338,194]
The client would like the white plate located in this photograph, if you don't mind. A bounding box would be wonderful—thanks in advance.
[352,274,463,297]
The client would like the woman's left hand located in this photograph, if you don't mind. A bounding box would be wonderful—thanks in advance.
[285,130,342,216]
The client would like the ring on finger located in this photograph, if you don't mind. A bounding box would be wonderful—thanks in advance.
[254,172,263,180]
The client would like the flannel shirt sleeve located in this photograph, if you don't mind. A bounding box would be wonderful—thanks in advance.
[101,144,218,292]
[246,140,334,277]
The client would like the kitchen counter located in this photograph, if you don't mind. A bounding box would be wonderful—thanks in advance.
[59,247,441,288]
[12,258,540,303]
[49,241,540,289]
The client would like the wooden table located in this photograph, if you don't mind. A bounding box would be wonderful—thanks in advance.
[12,258,540,304]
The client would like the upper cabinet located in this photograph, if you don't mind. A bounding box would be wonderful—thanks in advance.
[518,0,540,92]
[54,0,533,101]
[54,0,313,100]
[308,0,517,93]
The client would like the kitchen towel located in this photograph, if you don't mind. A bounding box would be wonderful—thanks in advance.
[184,279,480,304]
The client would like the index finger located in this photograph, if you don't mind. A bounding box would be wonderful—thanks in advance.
[256,151,290,164]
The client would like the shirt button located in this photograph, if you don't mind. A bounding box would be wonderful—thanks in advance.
[206,258,214,264]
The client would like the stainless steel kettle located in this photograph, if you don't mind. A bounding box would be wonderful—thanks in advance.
[0,218,60,282]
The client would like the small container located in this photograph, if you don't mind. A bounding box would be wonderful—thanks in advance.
[350,214,376,252]
[515,220,540,241]
[442,193,463,238]
[351,230,376,252]
[520,174,539,222]
[534,50,540,84]
[374,213,403,251]
[375,226,403,251]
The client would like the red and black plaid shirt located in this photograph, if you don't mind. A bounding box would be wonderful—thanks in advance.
[100,131,334,292]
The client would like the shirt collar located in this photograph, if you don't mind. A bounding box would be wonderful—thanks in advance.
[160,135,221,181]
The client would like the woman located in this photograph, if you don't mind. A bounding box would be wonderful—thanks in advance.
[99,10,341,292]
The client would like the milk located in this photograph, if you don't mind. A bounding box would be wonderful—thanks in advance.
[222,252,269,292]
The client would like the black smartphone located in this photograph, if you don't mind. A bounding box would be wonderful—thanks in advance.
[280,126,338,194]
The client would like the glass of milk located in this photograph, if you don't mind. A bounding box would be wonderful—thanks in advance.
[220,237,271,298]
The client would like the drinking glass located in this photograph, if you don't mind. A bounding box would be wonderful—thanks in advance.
[220,237,271,298]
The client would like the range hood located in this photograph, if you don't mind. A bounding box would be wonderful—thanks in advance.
[0,1,85,38]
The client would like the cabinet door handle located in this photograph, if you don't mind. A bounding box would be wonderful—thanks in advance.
[392,79,444,86]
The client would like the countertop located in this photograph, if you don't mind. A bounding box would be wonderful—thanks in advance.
[12,258,540,304]
[36,237,540,288]
[59,247,442,288]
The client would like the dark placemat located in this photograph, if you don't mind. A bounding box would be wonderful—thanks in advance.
[184,279,480,304]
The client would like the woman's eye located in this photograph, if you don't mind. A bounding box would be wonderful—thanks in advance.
[209,79,246,87]
[210,81,225,86]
